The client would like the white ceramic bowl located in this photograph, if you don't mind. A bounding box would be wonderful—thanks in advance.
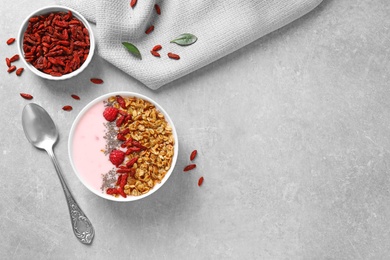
[68,92,179,202]
[17,5,95,80]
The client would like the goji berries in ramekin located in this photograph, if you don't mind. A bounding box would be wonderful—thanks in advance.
[17,6,95,80]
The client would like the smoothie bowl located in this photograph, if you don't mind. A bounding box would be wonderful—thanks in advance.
[69,92,178,202]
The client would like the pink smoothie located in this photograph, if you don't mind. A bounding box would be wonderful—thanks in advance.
[71,101,112,192]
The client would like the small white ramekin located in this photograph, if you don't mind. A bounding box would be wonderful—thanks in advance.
[17,5,95,80]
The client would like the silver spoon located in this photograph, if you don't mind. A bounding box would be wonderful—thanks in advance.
[22,103,94,245]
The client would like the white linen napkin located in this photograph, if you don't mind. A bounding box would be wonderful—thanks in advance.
[58,0,323,89]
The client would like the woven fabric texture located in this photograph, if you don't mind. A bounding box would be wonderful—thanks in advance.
[58,0,323,89]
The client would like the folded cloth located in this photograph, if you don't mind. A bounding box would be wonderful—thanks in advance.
[58,0,323,89]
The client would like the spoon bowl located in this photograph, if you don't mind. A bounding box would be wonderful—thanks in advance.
[22,103,58,150]
[22,103,94,245]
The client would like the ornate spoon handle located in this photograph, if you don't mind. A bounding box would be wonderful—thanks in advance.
[47,148,95,244]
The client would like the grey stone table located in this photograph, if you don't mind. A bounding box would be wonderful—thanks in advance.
[1,0,389,259]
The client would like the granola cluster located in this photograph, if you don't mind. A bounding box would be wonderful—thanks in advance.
[104,95,175,197]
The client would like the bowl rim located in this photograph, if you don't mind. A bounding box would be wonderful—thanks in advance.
[17,5,95,80]
[68,91,179,202]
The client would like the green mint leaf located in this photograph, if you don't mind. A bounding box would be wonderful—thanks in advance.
[122,42,142,59]
[170,33,198,46]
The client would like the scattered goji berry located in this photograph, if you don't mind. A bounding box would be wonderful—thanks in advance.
[90,78,104,84]
[20,93,33,100]
[71,94,80,100]
[5,58,11,67]
[62,105,73,111]
[9,54,20,62]
[6,38,15,45]
[7,66,16,73]
[152,45,162,51]
[167,52,180,60]
[150,51,160,57]
[198,176,204,186]
[155,4,161,15]
[15,68,24,76]
[190,150,197,161]
[145,25,154,35]
[130,0,137,8]
[183,164,196,172]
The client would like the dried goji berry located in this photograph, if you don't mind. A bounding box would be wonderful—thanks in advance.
[116,174,123,186]
[118,110,128,116]
[130,0,137,8]
[155,4,161,15]
[121,138,133,148]
[129,168,136,178]
[183,164,196,172]
[117,168,132,173]
[198,177,204,186]
[152,45,162,51]
[120,173,128,189]
[7,66,16,73]
[117,133,126,141]
[71,94,80,100]
[50,72,63,77]
[190,150,197,161]
[106,188,119,195]
[62,105,73,111]
[126,157,138,168]
[116,115,125,127]
[118,188,127,198]
[150,51,160,57]
[123,114,132,125]
[9,54,19,62]
[16,68,24,76]
[168,53,180,60]
[119,128,130,135]
[20,93,33,100]
[126,147,141,155]
[132,140,146,150]
[116,95,127,109]
[5,58,11,67]
[6,38,15,45]
[90,78,104,84]
[145,25,154,35]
